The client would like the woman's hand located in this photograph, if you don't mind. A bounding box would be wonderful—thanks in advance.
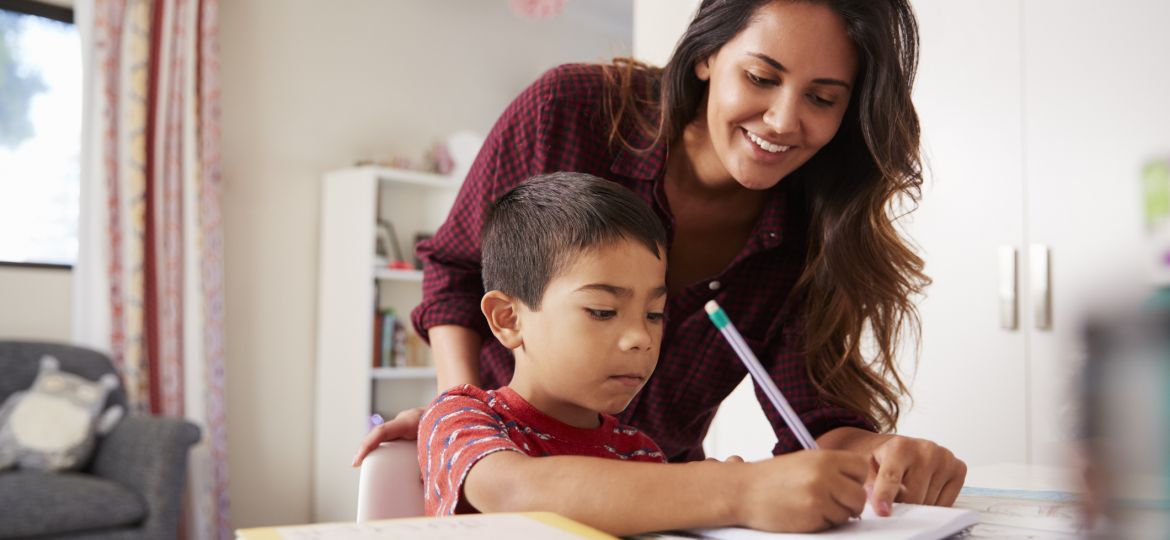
[351,407,424,467]
[734,450,868,532]
[866,435,967,515]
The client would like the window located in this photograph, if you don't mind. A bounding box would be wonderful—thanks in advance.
[0,0,79,268]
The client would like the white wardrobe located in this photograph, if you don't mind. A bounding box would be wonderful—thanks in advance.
[901,0,1166,467]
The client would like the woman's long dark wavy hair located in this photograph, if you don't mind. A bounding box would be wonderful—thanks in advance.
[601,0,929,432]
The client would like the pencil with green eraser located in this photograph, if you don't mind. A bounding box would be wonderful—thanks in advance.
[704,300,819,450]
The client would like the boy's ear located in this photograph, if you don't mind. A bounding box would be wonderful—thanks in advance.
[481,290,523,349]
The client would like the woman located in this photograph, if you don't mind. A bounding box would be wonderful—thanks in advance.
[356,0,966,516]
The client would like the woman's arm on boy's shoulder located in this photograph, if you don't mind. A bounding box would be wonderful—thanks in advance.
[463,448,870,536]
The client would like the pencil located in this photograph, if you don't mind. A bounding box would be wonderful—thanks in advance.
[705,300,819,450]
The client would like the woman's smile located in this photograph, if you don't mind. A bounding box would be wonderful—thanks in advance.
[741,127,793,164]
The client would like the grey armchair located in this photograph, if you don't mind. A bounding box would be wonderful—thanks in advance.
[0,341,201,539]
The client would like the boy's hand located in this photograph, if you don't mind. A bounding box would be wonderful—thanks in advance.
[734,450,868,532]
[352,407,424,467]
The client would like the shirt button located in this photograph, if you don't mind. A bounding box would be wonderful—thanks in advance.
[708,280,721,291]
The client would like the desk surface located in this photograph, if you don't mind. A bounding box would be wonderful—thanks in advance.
[958,463,1084,539]
[966,463,1080,492]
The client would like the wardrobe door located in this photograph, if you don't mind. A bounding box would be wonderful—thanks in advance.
[898,0,1029,466]
[1022,0,1170,466]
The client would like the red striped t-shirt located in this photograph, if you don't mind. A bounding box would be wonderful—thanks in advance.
[418,384,666,516]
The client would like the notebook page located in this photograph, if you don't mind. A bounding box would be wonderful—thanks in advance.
[677,503,978,540]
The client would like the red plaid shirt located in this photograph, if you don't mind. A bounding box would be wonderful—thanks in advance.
[412,63,874,461]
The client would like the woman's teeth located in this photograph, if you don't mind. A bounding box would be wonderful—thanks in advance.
[747,131,790,153]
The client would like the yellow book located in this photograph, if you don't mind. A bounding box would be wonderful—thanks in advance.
[235,511,617,540]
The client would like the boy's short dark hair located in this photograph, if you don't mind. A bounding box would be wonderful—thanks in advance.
[481,172,668,309]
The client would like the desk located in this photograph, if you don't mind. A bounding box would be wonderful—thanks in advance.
[957,463,1082,539]
[241,464,1095,539]
[966,463,1080,493]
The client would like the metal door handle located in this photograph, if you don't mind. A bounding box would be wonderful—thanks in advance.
[999,246,1018,330]
[1031,244,1051,330]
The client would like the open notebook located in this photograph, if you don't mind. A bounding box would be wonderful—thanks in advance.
[235,505,978,540]
[648,504,979,540]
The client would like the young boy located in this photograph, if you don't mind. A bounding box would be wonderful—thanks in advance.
[417,172,869,536]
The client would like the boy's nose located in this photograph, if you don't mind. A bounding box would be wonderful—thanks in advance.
[617,321,654,352]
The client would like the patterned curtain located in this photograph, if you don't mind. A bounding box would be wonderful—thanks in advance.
[73,0,229,538]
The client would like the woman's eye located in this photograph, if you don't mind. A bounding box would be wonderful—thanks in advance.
[746,71,777,87]
[647,312,665,323]
[808,93,835,107]
[586,309,617,320]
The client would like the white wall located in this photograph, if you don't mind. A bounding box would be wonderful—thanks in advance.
[0,267,71,341]
[219,0,631,528]
[633,0,700,66]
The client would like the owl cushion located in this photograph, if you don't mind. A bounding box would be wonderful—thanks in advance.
[0,355,125,471]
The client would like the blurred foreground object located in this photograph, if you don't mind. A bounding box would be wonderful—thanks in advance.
[1081,290,1170,538]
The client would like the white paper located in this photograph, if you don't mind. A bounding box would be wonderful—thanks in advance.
[656,504,978,540]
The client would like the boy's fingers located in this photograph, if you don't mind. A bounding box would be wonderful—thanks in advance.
[832,477,868,517]
[827,450,869,484]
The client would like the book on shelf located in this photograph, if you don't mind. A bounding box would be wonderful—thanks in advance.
[373,308,431,369]
[392,313,407,367]
[371,310,384,369]
[380,308,397,368]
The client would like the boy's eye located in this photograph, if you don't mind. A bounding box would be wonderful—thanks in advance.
[586,308,617,320]
[746,71,777,87]
[647,312,665,323]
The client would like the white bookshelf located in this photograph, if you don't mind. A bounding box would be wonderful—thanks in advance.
[313,165,463,522]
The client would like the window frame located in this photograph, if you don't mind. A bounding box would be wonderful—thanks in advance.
[0,0,77,271]
[0,0,73,24]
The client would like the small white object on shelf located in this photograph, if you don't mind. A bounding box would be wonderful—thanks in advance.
[372,366,436,380]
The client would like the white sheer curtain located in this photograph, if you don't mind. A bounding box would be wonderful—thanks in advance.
[72,0,230,537]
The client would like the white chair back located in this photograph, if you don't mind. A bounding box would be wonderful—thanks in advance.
[355,440,425,521]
